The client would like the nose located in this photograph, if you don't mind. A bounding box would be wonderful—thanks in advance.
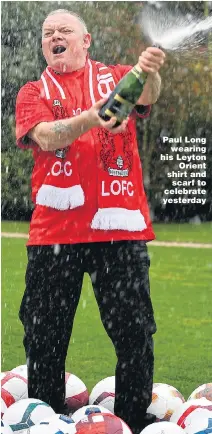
[52,30,63,40]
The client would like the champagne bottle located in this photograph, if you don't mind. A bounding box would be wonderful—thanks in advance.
[98,63,148,128]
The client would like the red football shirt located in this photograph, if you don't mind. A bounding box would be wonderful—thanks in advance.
[16,64,155,245]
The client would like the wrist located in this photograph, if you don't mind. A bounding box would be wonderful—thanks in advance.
[86,108,100,129]
[80,110,93,131]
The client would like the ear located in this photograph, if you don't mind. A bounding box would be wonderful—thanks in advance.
[83,33,91,49]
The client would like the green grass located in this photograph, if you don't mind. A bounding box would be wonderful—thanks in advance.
[2,220,212,243]
[2,237,212,400]
[1,221,29,234]
[154,222,212,243]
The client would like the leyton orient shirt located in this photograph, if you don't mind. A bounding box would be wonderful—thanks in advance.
[16,64,155,245]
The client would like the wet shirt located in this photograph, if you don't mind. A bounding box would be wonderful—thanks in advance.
[16,64,155,245]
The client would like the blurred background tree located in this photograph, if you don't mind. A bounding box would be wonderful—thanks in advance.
[1,1,212,221]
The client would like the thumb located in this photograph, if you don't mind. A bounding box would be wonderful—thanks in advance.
[94,98,108,109]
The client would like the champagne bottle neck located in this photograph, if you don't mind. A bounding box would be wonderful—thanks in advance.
[131,63,147,81]
[134,63,143,73]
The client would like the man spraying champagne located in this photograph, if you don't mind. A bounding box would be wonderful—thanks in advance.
[16,9,165,434]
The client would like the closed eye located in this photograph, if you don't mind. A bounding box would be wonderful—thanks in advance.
[63,29,74,33]
[43,28,74,38]
[43,31,53,38]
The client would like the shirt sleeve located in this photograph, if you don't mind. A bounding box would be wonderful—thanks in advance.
[16,81,55,149]
[108,64,151,119]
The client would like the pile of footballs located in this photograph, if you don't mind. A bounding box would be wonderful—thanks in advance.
[1,365,212,434]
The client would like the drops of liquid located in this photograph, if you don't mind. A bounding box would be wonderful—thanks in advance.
[139,6,212,53]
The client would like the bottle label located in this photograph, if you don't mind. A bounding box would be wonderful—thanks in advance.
[114,94,128,105]
[105,108,116,118]
[104,93,134,123]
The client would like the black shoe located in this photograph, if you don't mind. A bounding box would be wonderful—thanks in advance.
[131,413,156,434]
[60,403,72,417]
[143,413,156,426]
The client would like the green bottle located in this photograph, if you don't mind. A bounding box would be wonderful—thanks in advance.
[98,64,148,127]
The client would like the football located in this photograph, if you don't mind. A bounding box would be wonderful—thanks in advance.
[89,376,115,413]
[39,413,75,431]
[1,371,28,417]
[170,398,212,426]
[179,407,212,433]
[1,387,16,418]
[187,383,212,401]
[2,398,55,433]
[75,412,132,434]
[11,365,28,380]
[65,372,89,412]
[72,404,112,423]
[140,421,184,433]
[22,425,69,434]
[147,382,185,421]
[1,420,13,434]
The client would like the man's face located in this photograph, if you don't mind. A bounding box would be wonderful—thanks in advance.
[42,13,91,73]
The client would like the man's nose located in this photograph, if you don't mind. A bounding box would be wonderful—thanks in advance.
[52,30,63,40]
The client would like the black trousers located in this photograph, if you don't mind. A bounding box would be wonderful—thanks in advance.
[19,240,156,433]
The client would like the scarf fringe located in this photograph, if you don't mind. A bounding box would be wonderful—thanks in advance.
[91,208,147,231]
[36,185,84,210]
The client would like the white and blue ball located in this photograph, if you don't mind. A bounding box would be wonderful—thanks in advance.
[140,421,184,433]
[23,425,69,434]
[1,420,13,434]
[2,398,55,433]
[39,413,75,431]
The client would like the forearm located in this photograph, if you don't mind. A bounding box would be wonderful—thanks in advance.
[29,111,92,151]
[137,72,161,105]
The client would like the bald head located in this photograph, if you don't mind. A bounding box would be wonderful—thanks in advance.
[42,10,91,73]
[43,9,88,34]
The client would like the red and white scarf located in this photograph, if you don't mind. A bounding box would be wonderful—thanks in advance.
[36,59,147,231]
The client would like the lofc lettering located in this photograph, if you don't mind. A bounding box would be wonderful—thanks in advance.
[102,180,134,196]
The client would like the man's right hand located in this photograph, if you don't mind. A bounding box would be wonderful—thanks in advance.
[87,98,129,134]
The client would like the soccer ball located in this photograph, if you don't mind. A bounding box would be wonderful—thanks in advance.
[180,407,212,433]
[188,383,212,401]
[72,404,112,423]
[147,383,185,421]
[39,413,75,431]
[1,372,28,417]
[22,425,68,434]
[1,387,16,418]
[140,421,184,433]
[65,372,89,412]
[75,412,132,434]
[2,398,55,433]
[170,398,212,426]
[11,365,28,380]
[1,420,13,434]
[1,371,28,400]
[89,376,115,413]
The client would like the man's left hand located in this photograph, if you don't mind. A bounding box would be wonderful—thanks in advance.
[138,47,165,74]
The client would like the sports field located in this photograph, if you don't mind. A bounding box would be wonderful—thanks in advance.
[1,221,212,401]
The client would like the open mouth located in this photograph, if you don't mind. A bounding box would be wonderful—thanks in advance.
[52,46,66,54]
